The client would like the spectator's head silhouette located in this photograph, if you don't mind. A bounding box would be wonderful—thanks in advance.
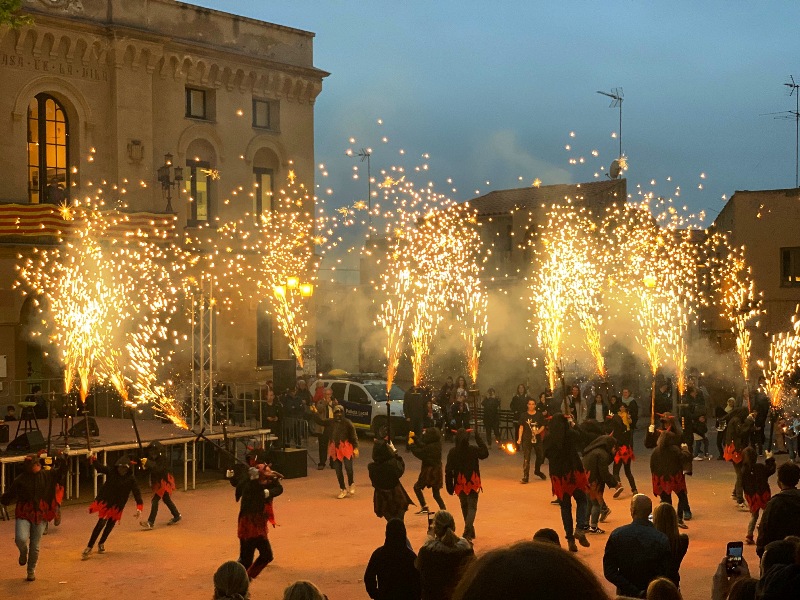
[631,493,653,521]
[777,462,800,490]
[532,528,560,547]
[213,561,249,600]
[283,580,326,600]
[645,577,681,600]
[452,540,609,600]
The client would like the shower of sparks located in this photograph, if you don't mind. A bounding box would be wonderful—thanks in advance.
[530,202,599,389]
[371,175,486,390]
[187,177,317,367]
[708,238,763,385]
[457,277,489,385]
[377,266,413,392]
[15,202,186,425]
[608,200,702,396]
[759,309,800,408]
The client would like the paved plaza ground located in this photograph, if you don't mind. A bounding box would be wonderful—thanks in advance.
[0,430,776,599]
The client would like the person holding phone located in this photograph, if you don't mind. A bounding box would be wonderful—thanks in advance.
[711,550,752,600]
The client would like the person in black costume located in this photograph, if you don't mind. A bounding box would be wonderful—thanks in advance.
[232,461,284,580]
[481,388,501,447]
[544,414,590,552]
[82,454,143,559]
[139,440,181,529]
[410,426,446,514]
[369,439,414,522]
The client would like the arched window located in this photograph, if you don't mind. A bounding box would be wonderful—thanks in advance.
[27,93,69,204]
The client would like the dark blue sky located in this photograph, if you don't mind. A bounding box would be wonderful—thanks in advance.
[199,1,800,222]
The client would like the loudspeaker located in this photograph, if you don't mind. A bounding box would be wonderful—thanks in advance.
[7,430,46,452]
[269,448,307,479]
[67,417,100,438]
[272,359,297,395]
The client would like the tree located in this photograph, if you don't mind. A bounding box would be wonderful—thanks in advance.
[0,0,31,28]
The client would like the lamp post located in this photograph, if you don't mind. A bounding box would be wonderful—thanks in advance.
[157,153,183,213]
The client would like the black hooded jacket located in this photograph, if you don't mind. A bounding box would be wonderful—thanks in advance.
[364,520,421,600]
[445,429,488,495]
[650,431,690,479]
[144,441,173,485]
[411,427,443,469]
[582,435,618,487]
[544,414,584,478]
[1,456,67,523]
[92,456,144,511]
[724,408,753,449]
[369,442,406,491]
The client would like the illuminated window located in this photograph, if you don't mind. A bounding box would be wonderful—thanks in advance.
[185,88,207,119]
[185,160,212,224]
[253,167,274,215]
[27,93,69,204]
[781,247,800,287]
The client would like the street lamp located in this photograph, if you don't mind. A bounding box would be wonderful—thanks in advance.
[157,153,183,213]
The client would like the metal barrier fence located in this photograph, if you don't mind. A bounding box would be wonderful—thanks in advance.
[0,379,294,429]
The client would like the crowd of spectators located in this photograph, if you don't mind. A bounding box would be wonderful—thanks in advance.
[210,460,800,599]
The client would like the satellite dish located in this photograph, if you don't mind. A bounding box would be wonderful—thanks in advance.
[609,159,622,179]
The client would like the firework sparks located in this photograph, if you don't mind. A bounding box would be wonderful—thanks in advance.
[759,309,800,409]
[16,202,187,427]
[189,176,317,367]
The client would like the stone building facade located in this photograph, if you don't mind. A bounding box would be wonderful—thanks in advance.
[0,0,326,399]
[704,188,800,370]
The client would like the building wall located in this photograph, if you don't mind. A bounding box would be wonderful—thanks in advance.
[0,0,325,391]
[708,188,800,365]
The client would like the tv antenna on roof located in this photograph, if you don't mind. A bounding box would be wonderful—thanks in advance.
[762,76,800,188]
[597,87,624,159]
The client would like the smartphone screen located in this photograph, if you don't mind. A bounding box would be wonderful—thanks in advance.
[726,542,744,574]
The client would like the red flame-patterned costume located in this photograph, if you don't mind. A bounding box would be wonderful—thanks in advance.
[743,454,775,514]
[327,416,358,461]
[88,457,143,522]
[233,464,283,580]
[445,428,489,540]
[649,431,691,496]
[0,454,65,523]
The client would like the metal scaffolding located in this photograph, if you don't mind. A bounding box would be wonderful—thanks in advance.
[190,277,215,432]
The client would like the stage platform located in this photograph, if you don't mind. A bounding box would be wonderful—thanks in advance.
[0,417,275,499]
